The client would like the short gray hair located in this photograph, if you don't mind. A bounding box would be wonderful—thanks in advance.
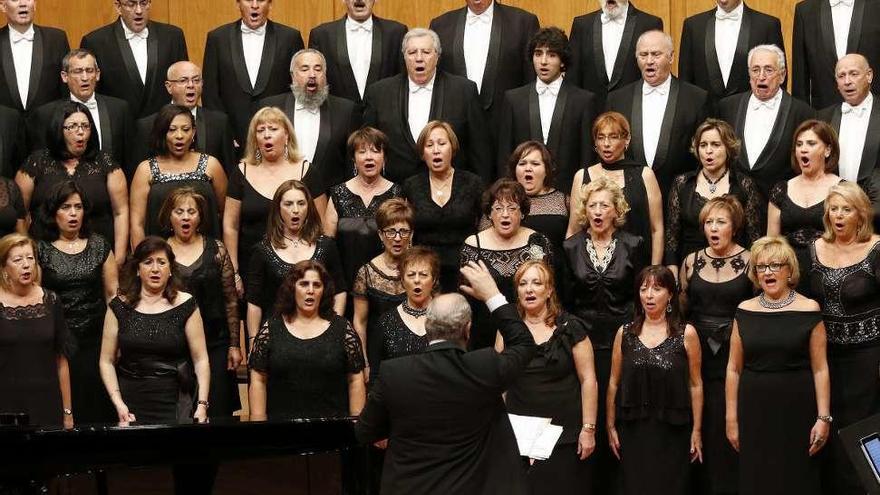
[748,44,786,72]
[62,48,99,73]
[635,30,673,55]
[290,48,327,71]
[425,293,471,342]
[401,28,442,57]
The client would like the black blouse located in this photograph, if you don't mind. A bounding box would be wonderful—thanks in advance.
[0,177,24,237]
[377,307,428,378]
[582,160,653,260]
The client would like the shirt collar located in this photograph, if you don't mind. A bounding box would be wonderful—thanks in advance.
[642,76,672,96]
[842,92,873,115]
[409,74,436,93]
[345,16,373,32]
[71,93,98,109]
[749,89,783,110]
[120,18,148,40]
[240,21,267,36]
[9,24,35,43]
[466,2,494,24]
[536,76,563,95]
[830,0,855,8]
[715,2,744,21]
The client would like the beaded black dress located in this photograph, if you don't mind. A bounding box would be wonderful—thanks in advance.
[734,308,822,495]
[375,307,428,379]
[145,154,220,238]
[249,315,365,418]
[175,237,240,416]
[809,241,880,494]
[616,324,692,495]
[0,177,25,237]
[0,290,69,426]
[352,262,405,380]
[111,296,199,424]
[459,231,554,349]
[38,235,113,423]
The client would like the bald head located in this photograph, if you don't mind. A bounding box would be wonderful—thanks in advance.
[636,30,673,86]
[165,61,203,109]
[425,293,472,344]
[836,54,873,106]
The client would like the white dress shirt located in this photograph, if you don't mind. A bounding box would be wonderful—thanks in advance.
[743,90,783,168]
[714,2,744,87]
[601,4,628,81]
[838,93,873,181]
[463,2,493,93]
[71,94,102,147]
[408,76,435,141]
[831,0,854,60]
[345,16,373,99]
[536,77,562,144]
[294,102,321,163]
[241,21,267,89]
[641,77,671,168]
[9,25,34,108]
[121,19,148,84]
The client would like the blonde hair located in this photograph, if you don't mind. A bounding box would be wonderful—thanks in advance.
[243,107,303,166]
[416,120,460,158]
[513,260,560,327]
[748,236,799,288]
[0,234,41,290]
[822,182,874,243]
[575,175,629,229]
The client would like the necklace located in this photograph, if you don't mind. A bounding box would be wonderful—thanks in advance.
[283,235,302,248]
[402,301,427,318]
[58,237,81,250]
[759,289,797,309]
[702,168,728,194]
[430,171,454,197]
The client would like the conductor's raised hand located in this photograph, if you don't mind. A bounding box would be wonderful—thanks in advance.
[459,260,501,302]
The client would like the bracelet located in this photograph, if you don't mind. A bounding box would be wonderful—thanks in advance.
[582,423,596,432]
[818,415,833,423]
[62,408,73,416]
[197,400,210,409]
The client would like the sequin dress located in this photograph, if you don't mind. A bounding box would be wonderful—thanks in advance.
[145,154,220,238]
[352,261,405,380]
[376,307,427,379]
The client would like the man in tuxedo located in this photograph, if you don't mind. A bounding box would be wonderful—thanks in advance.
[569,0,663,107]
[719,44,815,199]
[26,49,133,171]
[130,61,236,178]
[429,0,539,127]
[0,0,69,114]
[356,261,536,495]
[679,0,784,104]
[362,28,492,183]
[496,27,597,189]
[80,0,188,119]
[203,0,304,151]
[260,49,361,189]
[606,30,708,193]
[793,0,880,109]
[308,0,407,108]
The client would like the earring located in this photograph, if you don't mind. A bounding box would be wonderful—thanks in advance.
[255,149,262,162]
[284,144,290,160]
[666,303,672,314]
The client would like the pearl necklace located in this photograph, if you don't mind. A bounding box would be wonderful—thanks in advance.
[759,290,797,309]
[401,301,427,318]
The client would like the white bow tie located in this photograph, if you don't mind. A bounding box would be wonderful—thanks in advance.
[349,23,372,33]
[241,25,266,36]
[830,0,854,7]
[751,99,778,111]
[536,82,559,96]
[601,12,625,25]
[467,13,491,25]
[78,98,98,110]
[842,102,868,117]
[715,10,741,21]
[643,85,668,96]
[411,85,432,94]
[125,28,148,41]
[11,31,33,43]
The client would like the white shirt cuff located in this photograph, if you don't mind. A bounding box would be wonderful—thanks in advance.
[485,294,508,313]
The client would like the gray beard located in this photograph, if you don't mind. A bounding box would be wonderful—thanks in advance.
[291,83,329,110]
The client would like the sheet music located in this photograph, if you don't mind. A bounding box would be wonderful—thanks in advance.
[507,413,563,459]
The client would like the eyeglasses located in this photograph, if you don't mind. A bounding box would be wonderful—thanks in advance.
[169,76,202,86]
[119,0,150,9]
[382,228,412,239]
[754,262,788,273]
[62,122,91,132]
[596,133,623,143]
[749,66,779,77]
[66,68,98,76]
[491,205,520,214]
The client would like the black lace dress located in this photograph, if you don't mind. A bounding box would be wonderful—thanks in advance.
[329,182,403,289]
[248,315,365,418]
[21,149,119,246]
[145,154,220,238]
[0,290,69,426]
[403,170,483,292]
[809,241,880,495]
[376,307,428,379]
[505,313,592,495]
[459,231,554,349]
[38,235,113,423]
[175,237,241,416]
[616,325,692,495]
[0,177,25,237]
[352,261,405,379]
[111,296,199,424]
[664,169,763,266]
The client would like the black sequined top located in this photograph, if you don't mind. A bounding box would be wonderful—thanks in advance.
[145,154,220,238]
[352,261,405,374]
[376,307,427,378]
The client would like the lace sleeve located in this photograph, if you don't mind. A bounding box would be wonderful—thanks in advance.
[529,232,554,266]
[768,181,786,209]
[96,151,121,173]
[352,264,369,298]
[341,318,366,373]
[215,240,241,347]
[663,175,686,266]
[459,241,481,267]
[738,174,765,248]
[248,320,271,372]
[19,150,45,178]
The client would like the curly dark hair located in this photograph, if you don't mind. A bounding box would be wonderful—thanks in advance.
[274,260,335,319]
[527,26,571,70]
[47,101,100,161]
[631,265,684,337]
[149,104,197,156]
[34,181,92,241]
[119,236,183,307]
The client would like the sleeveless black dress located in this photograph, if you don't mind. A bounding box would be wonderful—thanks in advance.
[145,153,220,238]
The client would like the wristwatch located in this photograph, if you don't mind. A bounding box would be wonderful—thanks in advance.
[582,423,597,432]
[818,415,833,423]
[197,400,210,409]
[62,408,73,416]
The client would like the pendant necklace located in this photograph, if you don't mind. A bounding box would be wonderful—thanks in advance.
[702,168,729,194]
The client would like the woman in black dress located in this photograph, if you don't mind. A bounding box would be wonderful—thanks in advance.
[607,266,703,495]
[352,198,412,380]
[324,127,403,291]
[35,181,118,424]
[809,182,880,494]
[727,236,830,495]
[0,234,72,427]
[130,104,227,246]
[0,178,26,237]
[500,260,598,495]
[246,180,346,343]
[160,187,241,417]
[679,196,753,495]
[768,120,842,296]
[403,120,483,292]
[568,111,663,265]
[15,101,128,265]
[99,237,210,424]
[665,119,763,271]
[248,259,365,419]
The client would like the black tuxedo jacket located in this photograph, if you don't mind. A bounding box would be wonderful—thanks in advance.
[308,16,407,107]
[81,20,188,119]
[719,91,816,199]
[356,303,535,495]
[0,25,69,113]
[497,79,597,189]
[569,4,663,106]
[203,20,304,150]
[679,5,784,103]
[606,77,708,193]
[26,95,133,171]
[819,97,880,181]
[362,71,493,184]
[0,105,23,177]
[793,0,880,109]
[429,2,539,124]
[259,92,362,188]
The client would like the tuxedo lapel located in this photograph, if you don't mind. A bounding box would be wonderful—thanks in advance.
[479,8,503,108]
[334,18,358,100]
[652,79,679,168]
[546,84,568,153]
[847,0,865,53]
[0,29,22,110]
[629,83,647,164]
[229,26,253,94]
[282,92,296,123]
[144,27,159,95]
[253,22,277,95]
[97,96,113,150]
[819,1,839,69]
[113,21,145,92]
[313,101,332,167]
[24,27,43,110]
[703,17,726,96]
[527,87,542,141]
[733,93,751,167]
[590,16,608,86]
[398,77,415,146]
[753,93,792,169]
[195,107,207,150]
[452,11,468,76]
[729,7,752,93]
[366,19,384,88]
[610,9,638,88]
[859,100,880,180]
[429,73,445,122]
